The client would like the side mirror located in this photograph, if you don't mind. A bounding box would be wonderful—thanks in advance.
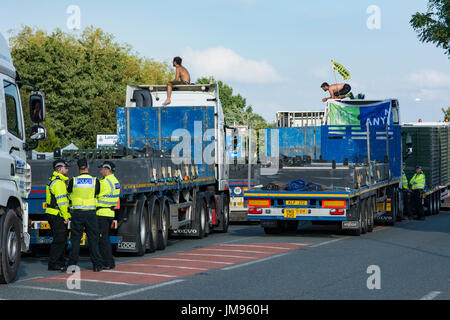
[30,92,46,123]
[30,124,46,141]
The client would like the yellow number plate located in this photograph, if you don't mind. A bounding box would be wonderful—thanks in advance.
[236,202,243,206]
[286,200,307,206]
[284,209,308,218]
[386,203,391,212]
[39,222,50,230]
[376,203,384,212]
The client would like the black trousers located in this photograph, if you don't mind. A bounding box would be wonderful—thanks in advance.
[411,190,425,218]
[98,216,115,268]
[402,190,412,217]
[68,210,103,267]
[47,214,68,267]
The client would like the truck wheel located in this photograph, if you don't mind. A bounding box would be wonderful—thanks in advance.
[349,202,362,236]
[264,222,282,235]
[193,193,207,239]
[285,221,299,233]
[146,197,159,253]
[433,192,439,215]
[437,192,441,214]
[367,197,375,232]
[136,200,147,256]
[216,195,229,233]
[361,199,368,234]
[0,209,22,284]
[156,201,169,250]
[426,195,433,216]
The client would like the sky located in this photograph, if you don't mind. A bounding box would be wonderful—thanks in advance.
[1,0,449,123]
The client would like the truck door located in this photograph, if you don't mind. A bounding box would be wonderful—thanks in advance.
[0,79,26,191]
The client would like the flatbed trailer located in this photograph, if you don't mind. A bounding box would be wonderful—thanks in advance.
[245,99,448,234]
[26,83,230,254]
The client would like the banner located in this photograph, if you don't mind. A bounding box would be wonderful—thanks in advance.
[331,60,351,80]
[329,100,392,128]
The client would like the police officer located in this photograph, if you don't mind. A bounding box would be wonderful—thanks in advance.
[401,164,411,220]
[46,160,71,271]
[66,158,103,271]
[410,165,426,220]
[97,161,120,270]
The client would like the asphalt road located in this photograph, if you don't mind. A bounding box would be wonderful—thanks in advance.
[1,212,450,301]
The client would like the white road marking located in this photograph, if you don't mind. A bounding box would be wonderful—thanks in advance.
[98,279,185,300]
[221,236,259,244]
[219,244,295,250]
[221,253,291,271]
[76,279,136,286]
[420,291,441,300]
[16,276,44,283]
[198,248,268,254]
[153,257,233,265]
[12,285,99,297]
[130,264,208,271]
[181,253,253,259]
[309,237,348,248]
[102,270,176,278]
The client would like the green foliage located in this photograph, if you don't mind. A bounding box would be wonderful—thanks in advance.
[196,77,268,129]
[35,122,61,152]
[10,25,174,148]
[410,0,450,56]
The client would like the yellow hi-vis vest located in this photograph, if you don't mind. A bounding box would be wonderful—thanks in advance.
[402,171,408,189]
[96,174,120,217]
[45,171,71,220]
[410,172,425,190]
[70,174,97,210]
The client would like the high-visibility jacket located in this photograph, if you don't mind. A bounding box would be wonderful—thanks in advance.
[96,174,120,217]
[70,174,97,211]
[410,172,425,190]
[45,171,71,220]
[402,171,409,190]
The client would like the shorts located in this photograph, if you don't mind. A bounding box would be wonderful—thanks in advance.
[337,84,351,96]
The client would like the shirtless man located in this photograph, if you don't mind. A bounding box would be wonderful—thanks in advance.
[321,82,353,102]
[163,56,191,105]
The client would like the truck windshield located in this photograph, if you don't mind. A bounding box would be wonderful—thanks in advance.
[3,80,23,140]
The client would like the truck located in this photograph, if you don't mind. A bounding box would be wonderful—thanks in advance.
[0,32,46,283]
[244,98,448,235]
[26,82,230,254]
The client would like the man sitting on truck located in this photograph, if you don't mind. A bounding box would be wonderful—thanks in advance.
[162,56,191,106]
[321,82,354,102]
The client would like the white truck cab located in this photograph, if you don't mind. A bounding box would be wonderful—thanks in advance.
[0,32,46,283]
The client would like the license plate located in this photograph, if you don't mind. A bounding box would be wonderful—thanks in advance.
[236,202,243,207]
[39,222,50,230]
[286,200,307,206]
[376,203,384,212]
[386,203,391,212]
[284,209,307,218]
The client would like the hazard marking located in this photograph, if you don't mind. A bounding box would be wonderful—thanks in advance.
[31,243,311,286]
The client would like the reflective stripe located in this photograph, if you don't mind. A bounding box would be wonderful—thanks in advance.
[103,194,120,198]
[56,195,67,200]
[57,201,69,206]
[72,205,97,210]
[97,200,117,206]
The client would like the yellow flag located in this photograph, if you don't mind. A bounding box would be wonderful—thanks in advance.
[331,60,351,80]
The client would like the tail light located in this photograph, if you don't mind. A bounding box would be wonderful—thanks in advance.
[386,198,391,203]
[322,200,346,208]
[247,199,271,208]
[330,209,345,215]
[248,208,263,214]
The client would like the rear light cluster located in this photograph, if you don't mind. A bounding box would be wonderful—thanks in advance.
[248,207,263,214]
[329,209,345,215]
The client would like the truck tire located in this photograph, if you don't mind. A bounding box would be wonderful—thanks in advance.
[285,220,299,233]
[216,195,229,233]
[349,202,362,236]
[0,209,22,284]
[156,199,169,250]
[367,197,375,232]
[361,199,368,234]
[437,192,441,214]
[136,199,147,256]
[145,196,159,253]
[194,195,207,239]
[426,195,433,216]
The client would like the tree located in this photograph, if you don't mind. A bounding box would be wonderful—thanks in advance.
[410,0,450,57]
[9,26,174,148]
[196,77,268,129]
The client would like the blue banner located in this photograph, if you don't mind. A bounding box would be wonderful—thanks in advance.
[358,101,392,128]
